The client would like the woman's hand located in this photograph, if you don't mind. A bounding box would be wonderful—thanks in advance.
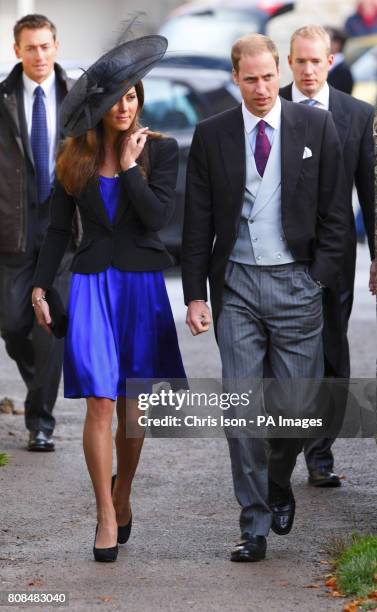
[32,288,52,335]
[120,127,149,171]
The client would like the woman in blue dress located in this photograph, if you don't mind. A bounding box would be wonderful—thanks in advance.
[32,36,186,562]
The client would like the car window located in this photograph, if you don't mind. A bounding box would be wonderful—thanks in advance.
[203,85,241,116]
[141,77,204,131]
[160,13,261,56]
[351,47,377,82]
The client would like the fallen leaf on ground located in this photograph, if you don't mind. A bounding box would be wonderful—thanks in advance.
[344,597,364,611]
[98,596,112,602]
[0,398,14,413]
[28,578,43,587]
[303,584,321,589]
[326,577,337,588]
[368,591,377,600]
[331,590,344,598]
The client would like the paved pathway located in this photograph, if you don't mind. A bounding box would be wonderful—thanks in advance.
[0,245,375,611]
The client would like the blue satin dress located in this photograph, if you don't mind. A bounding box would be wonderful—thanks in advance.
[63,175,186,399]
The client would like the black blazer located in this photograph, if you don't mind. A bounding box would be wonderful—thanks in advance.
[0,63,74,262]
[33,137,178,289]
[182,98,348,328]
[327,62,354,95]
[280,83,375,267]
[279,84,374,373]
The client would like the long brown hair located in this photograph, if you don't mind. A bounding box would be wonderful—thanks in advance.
[56,80,161,196]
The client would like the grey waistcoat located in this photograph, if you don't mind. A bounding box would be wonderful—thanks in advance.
[229,124,294,266]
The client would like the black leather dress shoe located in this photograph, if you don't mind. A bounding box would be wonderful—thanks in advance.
[111,474,132,544]
[269,479,295,535]
[28,430,55,452]
[230,537,267,562]
[308,469,341,487]
[93,524,118,562]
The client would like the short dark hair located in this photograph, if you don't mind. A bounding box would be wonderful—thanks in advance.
[13,14,57,46]
[325,26,347,50]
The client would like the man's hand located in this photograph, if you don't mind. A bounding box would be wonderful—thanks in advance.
[369,259,376,295]
[186,301,212,336]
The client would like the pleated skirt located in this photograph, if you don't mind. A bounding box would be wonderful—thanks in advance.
[63,267,186,399]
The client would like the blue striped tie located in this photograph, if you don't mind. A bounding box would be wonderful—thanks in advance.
[300,98,317,106]
[31,85,50,204]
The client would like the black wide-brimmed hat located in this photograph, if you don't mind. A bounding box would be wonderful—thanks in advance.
[60,35,168,137]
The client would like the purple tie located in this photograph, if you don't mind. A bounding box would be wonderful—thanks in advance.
[254,120,271,177]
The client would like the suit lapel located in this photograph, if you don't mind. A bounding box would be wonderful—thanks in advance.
[113,140,153,226]
[114,180,129,225]
[328,87,350,146]
[16,82,35,168]
[55,77,66,148]
[86,178,113,230]
[218,105,246,218]
[1,90,25,158]
[284,83,350,147]
[280,97,307,212]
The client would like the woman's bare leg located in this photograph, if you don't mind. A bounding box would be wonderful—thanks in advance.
[113,397,145,525]
[83,397,117,548]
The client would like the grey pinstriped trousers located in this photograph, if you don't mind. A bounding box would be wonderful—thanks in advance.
[217,260,324,538]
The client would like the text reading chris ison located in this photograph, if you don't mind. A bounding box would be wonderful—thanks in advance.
[136,389,323,429]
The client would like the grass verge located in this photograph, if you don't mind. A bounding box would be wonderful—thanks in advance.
[335,534,377,598]
[0,452,9,466]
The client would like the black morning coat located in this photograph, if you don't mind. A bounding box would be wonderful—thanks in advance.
[280,83,375,278]
[33,137,178,289]
[280,84,375,373]
[181,97,349,360]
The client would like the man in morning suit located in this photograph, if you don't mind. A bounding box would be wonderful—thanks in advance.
[0,15,74,451]
[182,34,348,562]
[280,25,375,488]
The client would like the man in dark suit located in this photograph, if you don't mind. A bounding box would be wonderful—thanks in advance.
[0,14,74,451]
[280,25,375,488]
[182,33,348,562]
[326,27,354,95]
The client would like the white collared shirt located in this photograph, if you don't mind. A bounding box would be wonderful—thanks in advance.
[242,96,281,152]
[22,70,57,184]
[291,81,329,111]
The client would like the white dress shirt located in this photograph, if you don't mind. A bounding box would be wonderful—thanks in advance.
[22,70,57,184]
[291,81,330,111]
[241,96,281,150]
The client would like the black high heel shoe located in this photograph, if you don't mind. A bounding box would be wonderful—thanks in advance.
[93,524,118,562]
[111,474,133,544]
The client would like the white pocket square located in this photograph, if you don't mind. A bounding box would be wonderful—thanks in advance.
[303,147,312,159]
